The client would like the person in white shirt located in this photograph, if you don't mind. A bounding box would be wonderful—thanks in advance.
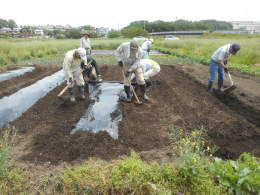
[80,33,92,55]
[208,43,240,92]
[141,38,154,59]
[63,48,88,102]
[132,59,160,91]
[115,41,148,102]
[80,33,102,81]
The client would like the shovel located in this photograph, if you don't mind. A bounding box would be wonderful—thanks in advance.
[223,71,236,93]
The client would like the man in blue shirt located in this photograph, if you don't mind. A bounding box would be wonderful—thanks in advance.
[208,43,240,92]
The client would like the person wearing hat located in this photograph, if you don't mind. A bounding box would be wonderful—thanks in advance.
[141,38,154,59]
[63,48,88,102]
[208,43,240,92]
[80,32,102,82]
[115,41,148,102]
[80,32,92,55]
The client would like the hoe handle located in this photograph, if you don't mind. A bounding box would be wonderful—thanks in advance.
[57,85,69,97]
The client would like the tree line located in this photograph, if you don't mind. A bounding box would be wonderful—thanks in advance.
[0,19,17,29]
[124,20,233,32]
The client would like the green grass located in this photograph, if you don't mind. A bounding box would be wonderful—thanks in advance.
[154,37,260,75]
[0,127,28,193]
[0,38,129,67]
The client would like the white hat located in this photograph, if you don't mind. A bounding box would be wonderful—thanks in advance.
[149,38,154,43]
[76,48,86,59]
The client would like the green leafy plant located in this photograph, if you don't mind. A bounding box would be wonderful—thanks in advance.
[212,153,260,194]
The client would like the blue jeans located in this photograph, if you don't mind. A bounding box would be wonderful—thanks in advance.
[209,59,224,82]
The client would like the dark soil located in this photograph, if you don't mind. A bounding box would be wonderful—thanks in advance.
[7,65,260,165]
[0,65,60,98]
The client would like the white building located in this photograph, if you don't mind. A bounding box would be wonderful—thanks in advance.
[35,29,44,35]
[231,21,260,33]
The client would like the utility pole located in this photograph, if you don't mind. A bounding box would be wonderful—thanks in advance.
[143,21,146,31]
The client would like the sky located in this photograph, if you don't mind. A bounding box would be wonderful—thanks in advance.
[1,0,260,29]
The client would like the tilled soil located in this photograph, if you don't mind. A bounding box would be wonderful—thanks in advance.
[7,65,260,165]
[0,65,60,98]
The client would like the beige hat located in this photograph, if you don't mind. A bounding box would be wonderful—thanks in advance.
[76,48,86,59]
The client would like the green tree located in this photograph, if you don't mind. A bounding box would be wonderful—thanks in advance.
[107,30,121,38]
[65,29,81,38]
[121,27,148,38]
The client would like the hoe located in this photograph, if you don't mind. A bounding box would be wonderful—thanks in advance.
[223,71,236,93]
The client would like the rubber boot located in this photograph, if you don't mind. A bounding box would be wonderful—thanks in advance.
[145,80,152,91]
[218,80,224,92]
[140,84,149,101]
[79,86,86,100]
[68,87,76,102]
[97,74,103,82]
[208,81,213,93]
[124,86,131,103]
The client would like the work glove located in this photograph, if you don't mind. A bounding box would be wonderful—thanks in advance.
[147,49,150,53]
[224,67,229,73]
[118,61,123,67]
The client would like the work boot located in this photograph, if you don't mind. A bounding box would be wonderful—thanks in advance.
[207,81,213,93]
[79,86,86,100]
[140,84,149,101]
[68,87,76,102]
[145,80,152,91]
[218,80,224,92]
[124,86,131,103]
[97,75,103,82]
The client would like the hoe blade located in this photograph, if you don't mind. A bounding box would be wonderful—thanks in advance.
[223,85,237,94]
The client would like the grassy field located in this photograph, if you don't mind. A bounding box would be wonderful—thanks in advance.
[1,36,260,75]
[154,35,260,75]
[0,38,129,68]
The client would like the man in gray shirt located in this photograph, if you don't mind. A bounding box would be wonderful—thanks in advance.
[208,43,240,92]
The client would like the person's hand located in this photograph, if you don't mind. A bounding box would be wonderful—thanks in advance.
[118,61,123,67]
[224,67,229,73]
[69,77,73,84]
[224,59,228,65]
[124,70,131,77]
[147,49,150,53]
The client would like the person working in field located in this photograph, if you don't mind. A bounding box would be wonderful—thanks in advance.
[63,48,88,102]
[208,43,240,92]
[132,59,161,91]
[115,41,149,102]
[80,32,102,82]
[141,38,154,59]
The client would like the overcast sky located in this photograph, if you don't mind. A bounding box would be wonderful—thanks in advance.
[1,0,259,29]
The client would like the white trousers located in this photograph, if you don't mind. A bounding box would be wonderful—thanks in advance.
[67,69,85,87]
[123,66,145,86]
[143,65,160,80]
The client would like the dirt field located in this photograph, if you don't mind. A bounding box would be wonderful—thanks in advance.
[0,65,60,98]
[1,63,258,190]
